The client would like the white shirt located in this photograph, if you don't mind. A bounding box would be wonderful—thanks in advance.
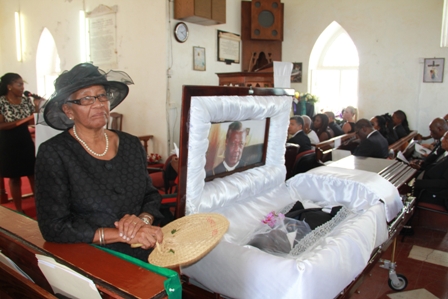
[223,160,239,171]
[307,130,320,145]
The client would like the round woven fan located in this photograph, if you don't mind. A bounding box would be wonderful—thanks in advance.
[147,213,229,268]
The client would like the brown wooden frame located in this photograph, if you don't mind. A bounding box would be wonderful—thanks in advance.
[315,132,357,163]
[175,85,293,218]
[388,130,418,157]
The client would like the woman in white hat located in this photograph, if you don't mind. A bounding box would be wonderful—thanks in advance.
[35,63,163,261]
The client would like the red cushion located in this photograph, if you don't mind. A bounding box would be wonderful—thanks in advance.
[149,172,164,189]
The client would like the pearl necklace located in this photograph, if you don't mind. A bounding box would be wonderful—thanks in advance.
[73,125,109,157]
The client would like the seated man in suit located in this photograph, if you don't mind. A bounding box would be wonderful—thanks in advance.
[287,116,311,153]
[410,117,448,171]
[325,111,344,137]
[353,119,389,158]
[207,121,249,176]
[414,131,448,210]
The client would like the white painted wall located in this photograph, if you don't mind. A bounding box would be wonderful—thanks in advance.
[1,0,448,156]
[0,0,169,156]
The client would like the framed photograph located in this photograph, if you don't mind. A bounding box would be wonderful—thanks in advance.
[204,119,269,180]
[175,85,293,216]
[193,46,206,71]
[291,62,302,83]
[217,30,240,64]
[423,58,444,83]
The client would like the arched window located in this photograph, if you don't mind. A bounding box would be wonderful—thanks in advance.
[309,22,359,116]
[36,28,60,98]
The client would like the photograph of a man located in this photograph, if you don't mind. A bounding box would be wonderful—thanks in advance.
[207,121,249,176]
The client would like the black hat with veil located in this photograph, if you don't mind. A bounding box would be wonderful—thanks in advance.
[43,63,134,130]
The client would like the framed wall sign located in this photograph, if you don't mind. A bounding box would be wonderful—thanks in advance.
[193,46,206,71]
[423,58,444,83]
[217,30,240,64]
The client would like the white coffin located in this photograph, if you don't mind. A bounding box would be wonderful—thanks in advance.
[178,86,403,299]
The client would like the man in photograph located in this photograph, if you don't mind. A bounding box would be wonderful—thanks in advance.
[207,121,249,176]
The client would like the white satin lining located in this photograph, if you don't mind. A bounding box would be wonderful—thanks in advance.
[287,166,404,222]
[186,95,292,216]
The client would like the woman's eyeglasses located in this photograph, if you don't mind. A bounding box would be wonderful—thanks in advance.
[67,94,110,106]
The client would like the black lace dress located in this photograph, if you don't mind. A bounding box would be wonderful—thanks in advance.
[0,96,35,178]
[35,130,163,261]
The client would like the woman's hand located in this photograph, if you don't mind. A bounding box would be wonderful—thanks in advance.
[114,214,146,242]
[129,225,163,249]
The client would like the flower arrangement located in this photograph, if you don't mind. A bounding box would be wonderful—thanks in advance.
[148,153,162,164]
[294,91,319,104]
[262,211,285,228]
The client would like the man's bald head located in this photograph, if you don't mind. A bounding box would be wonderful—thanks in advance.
[429,117,448,139]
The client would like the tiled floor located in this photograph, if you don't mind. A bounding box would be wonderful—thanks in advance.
[353,221,448,299]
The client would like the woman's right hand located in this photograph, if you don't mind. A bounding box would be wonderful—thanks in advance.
[129,225,163,249]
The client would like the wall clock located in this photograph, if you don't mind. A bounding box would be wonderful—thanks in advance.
[174,22,189,43]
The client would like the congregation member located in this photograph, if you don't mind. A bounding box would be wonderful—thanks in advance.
[325,111,344,137]
[353,119,389,158]
[302,115,320,145]
[35,63,164,262]
[313,113,334,142]
[410,117,448,172]
[370,115,398,145]
[341,106,357,133]
[392,110,410,139]
[414,131,448,210]
[287,116,311,153]
[0,73,42,213]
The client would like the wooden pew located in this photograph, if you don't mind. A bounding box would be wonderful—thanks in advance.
[0,206,170,299]
[316,130,418,163]
[388,130,418,157]
[315,132,357,163]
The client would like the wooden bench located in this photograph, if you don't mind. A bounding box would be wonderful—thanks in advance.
[315,130,418,163]
[388,130,418,157]
[0,206,170,299]
[315,132,357,163]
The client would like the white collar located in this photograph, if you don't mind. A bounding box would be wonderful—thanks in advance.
[223,160,239,171]
[291,129,303,138]
[366,130,376,139]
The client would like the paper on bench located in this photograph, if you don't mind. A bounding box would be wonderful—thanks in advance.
[36,254,102,299]
[415,143,432,156]
[0,250,34,282]
[396,151,409,164]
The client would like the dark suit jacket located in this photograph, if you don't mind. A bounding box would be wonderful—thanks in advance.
[329,122,344,137]
[287,131,311,153]
[420,141,446,171]
[415,155,448,209]
[353,131,389,158]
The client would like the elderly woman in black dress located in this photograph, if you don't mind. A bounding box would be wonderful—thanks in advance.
[0,73,41,213]
[35,63,163,261]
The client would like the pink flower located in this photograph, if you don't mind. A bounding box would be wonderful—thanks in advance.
[262,211,285,228]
